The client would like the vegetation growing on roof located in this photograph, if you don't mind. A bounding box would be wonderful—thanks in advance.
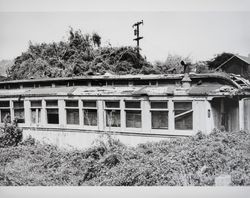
[7,28,157,80]
[5,27,241,80]
[7,28,201,80]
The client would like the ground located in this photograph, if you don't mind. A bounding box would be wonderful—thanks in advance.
[0,130,250,186]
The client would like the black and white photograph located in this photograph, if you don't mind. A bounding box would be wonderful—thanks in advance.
[0,0,250,197]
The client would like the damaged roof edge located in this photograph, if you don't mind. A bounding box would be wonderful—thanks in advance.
[0,72,243,86]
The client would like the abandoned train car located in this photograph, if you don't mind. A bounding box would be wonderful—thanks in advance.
[0,72,250,148]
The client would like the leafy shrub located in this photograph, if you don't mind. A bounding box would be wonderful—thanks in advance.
[0,117,23,148]
[0,129,249,186]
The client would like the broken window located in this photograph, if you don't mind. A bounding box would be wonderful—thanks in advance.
[125,101,141,128]
[13,101,25,123]
[66,100,79,125]
[151,101,168,129]
[46,100,59,124]
[83,100,97,126]
[0,101,11,123]
[30,100,42,124]
[105,101,120,127]
[174,102,193,130]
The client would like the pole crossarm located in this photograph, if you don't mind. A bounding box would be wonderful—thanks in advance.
[132,20,144,55]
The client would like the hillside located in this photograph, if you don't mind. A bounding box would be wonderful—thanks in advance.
[0,130,249,186]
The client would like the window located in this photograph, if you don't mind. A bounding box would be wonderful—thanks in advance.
[83,101,97,126]
[151,101,168,129]
[113,80,128,86]
[0,101,11,123]
[30,100,41,124]
[133,80,149,86]
[46,100,59,124]
[91,80,106,86]
[66,100,79,125]
[46,100,58,107]
[174,102,193,130]
[105,101,120,127]
[13,101,25,123]
[125,101,141,128]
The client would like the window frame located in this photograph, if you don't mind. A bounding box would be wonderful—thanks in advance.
[82,100,98,127]
[104,100,121,128]
[124,100,142,129]
[13,100,25,123]
[150,101,169,130]
[46,100,59,125]
[30,100,42,125]
[173,100,193,130]
[0,100,11,123]
[65,100,79,125]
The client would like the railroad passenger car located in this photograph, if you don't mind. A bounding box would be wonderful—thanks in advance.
[0,72,250,148]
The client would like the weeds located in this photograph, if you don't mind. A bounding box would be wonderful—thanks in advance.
[0,130,249,186]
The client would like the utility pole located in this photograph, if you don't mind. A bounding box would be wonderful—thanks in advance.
[132,20,143,56]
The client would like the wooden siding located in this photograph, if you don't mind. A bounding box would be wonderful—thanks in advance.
[222,57,250,80]
[244,98,250,131]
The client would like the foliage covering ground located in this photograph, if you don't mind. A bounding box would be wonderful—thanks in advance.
[0,129,249,186]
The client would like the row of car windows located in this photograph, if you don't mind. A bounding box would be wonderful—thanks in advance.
[0,100,193,130]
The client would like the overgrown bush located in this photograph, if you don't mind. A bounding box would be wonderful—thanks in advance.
[0,130,249,186]
[0,117,23,148]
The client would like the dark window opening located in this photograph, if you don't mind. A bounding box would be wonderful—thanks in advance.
[113,80,128,86]
[83,101,96,108]
[66,109,79,125]
[125,101,141,108]
[133,80,149,86]
[106,81,113,86]
[158,79,176,85]
[105,101,120,108]
[31,100,42,107]
[91,80,106,86]
[0,101,10,107]
[126,110,141,128]
[151,101,168,109]
[152,111,168,129]
[55,81,68,87]
[23,83,34,88]
[46,100,58,107]
[40,82,52,87]
[13,101,25,123]
[150,81,157,86]
[74,81,88,86]
[0,109,10,123]
[10,84,20,89]
[47,109,59,124]
[66,100,78,107]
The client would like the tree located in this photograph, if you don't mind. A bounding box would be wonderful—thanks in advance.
[206,52,234,70]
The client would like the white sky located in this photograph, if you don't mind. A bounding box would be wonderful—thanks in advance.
[0,0,250,62]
